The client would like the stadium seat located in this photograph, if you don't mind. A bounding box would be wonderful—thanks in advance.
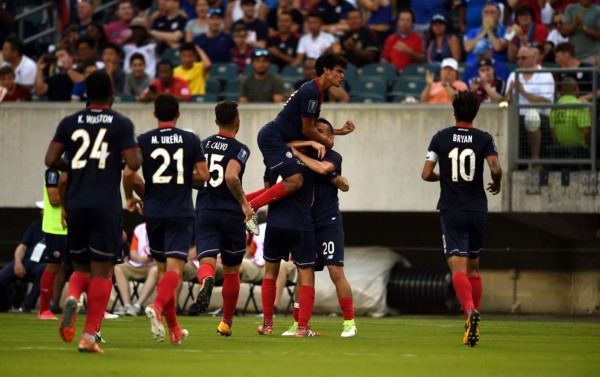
[161,48,181,67]
[113,93,135,103]
[360,63,398,84]
[205,77,221,95]
[282,77,296,95]
[242,279,296,316]
[210,63,239,82]
[192,94,218,103]
[281,65,304,80]
[350,93,387,103]
[388,78,426,101]
[402,63,439,81]
[223,78,242,96]
[348,78,387,98]
[345,64,358,80]
[110,277,146,313]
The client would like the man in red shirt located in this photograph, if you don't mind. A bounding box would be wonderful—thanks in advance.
[104,0,135,44]
[139,60,192,102]
[0,66,31,102]
[381,9,425,72]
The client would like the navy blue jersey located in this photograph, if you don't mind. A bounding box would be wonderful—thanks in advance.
[426,125,498,211]
[195,133,250,215]
[51,106,138,209]
[268,78,323,141]
[267,157,317,231]
[138,126,206,218]
[312,149,343,228]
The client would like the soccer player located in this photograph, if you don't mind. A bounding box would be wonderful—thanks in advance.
[193,101,254,336]
[281,118,357,337]
[245,52,353,228]
[45,71,142,354]
[123,93,209,345]
[421,90,502,347]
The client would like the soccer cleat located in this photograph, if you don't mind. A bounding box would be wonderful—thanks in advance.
[169,327,189,345]
[217,322,232,337]
[103,311,119,320]
[245,212,260,236]
[281,322,298,336]
[38,310,58,320]
[463,309,481,347]
[95,331,106,343]
[257,324,273,336]
[127,304,140,316]
[196,277,214,313]
[145,304,166,343]
[295,328,321,337]
[341,319,357,337]
[77,333,105,354]
[59,296,78,342]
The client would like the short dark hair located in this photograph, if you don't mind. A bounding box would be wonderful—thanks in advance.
[154,94,179,122]
[129,52,145,65]
[307,12,322,22]
[215,101,239,127]
[515,4,534,18]
[86,70,114,102]
[452,90,480,123]
[315,52,347,76]
[76,36,96,50]
[0,65,15,77]
[555,42,575,57]
[233,23,247,34]
[398,8,415,24]
[102,42,122,57]
[316,117,333,135]
[558,77,578,96]
[3,36,23,55]
[179,42,197,54]
[157,59,174,70]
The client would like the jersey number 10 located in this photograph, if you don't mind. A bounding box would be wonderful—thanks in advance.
[448,147,475,182]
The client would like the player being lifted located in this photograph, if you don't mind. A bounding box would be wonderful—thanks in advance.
[193,101,253,336]
[45,71,142,354]
[123,94,209,345]
[421,90,502,347]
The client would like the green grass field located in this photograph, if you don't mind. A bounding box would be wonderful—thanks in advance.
[0,314,599,377]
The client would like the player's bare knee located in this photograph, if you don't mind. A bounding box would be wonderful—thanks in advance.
[327,266,345,283]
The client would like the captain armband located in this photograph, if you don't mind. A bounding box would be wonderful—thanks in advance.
[426,150,438,162]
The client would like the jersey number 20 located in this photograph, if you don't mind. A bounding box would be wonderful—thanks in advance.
[448,147,475,182]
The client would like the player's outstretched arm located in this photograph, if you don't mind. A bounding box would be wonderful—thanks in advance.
[123,166,143,215]
[485,155,502,195]
[331,175,349,192]
[58,172,68,230]
[290,147,335,175]
[45,143,68,171]
[302,118,333,148]
[421,160,440,182]
[225,160,253,222]
[287,140,326,159]
[333,120,355,135]
[192,161,210,184]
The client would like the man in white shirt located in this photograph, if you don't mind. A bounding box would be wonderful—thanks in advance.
[1,36,36,89]
[293,13,336,65]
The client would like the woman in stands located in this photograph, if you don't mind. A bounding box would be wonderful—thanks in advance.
[425,14,461,64]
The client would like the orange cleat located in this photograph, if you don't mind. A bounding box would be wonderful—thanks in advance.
[77,334,105,354]
[58,296,78,342]
[257,324,273,336]
[38,310,58,320]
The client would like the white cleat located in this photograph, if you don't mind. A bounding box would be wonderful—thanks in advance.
[145,305,165,343]
[281,322,298,336]
[341,320,357,338]
[245,212,260,236]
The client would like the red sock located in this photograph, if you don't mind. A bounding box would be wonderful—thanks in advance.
[66,271,90,300]
[245,188,266,202]
[221,273,240,326]
[83,278,112,335]
[153,271,179,311]
[249,182,291,211]
[293,302,299,322]
[163,296,178,329]
[339,296,354,321]
[197,263,215,284]
[452,272,475,317]
[297,285,315,328]
[469,275,482,311]
[261,278,276,326]
[39,269,56,312]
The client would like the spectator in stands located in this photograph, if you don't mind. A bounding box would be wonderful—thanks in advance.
[0,209,46,313]
[469,58,506,103]
[506,4,548,63]
[85,21,108,56]
[0,0,15,48]
[101,43,125,93]
[462,38,510,84]
[75,36,101,69]
[123,17,158,78]
[559,0,600,69]
[148,0,169,25]
[412,1,446,35]
[0,66,31,102]
[292,58,350,102]
[105,0,136,45]
[554,42,600,103]
[381,9,425,72]
[76,0,102,36]
[459,0,504,33]
[425,14,461,64]
[1,36,37,89]
[505,0,543,25]
[124,53,152,100]
[34,47,74,101]
[185,0,211,42]
[174,42,212,95]
[463,2,508,66]
[316,0,356,34]
[240,49,285,102]
[193,8,235,63]
[294,12,336,66]
[421,57,468,103]
[181,0,198,19]
[337,9,379,68]
[267,11,300,71]
[139,59,192,102]
[550,77,591,149]
[505,46,555,161]
[58,25,81,57]
[151,0,188,48]
[232,0,270,49]
[267,0,303,35]
[543,11,569,65]
[358,0,393,46]
[71,59,99,102]
[231,24,255,75]
[225,0,269,31]
[113,223,159,316]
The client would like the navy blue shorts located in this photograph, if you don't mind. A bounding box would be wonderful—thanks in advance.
[43,233,68,264]
[146,217,194,263]
[439,210,487,259]
[257,124,301,179]
[315,222,345,271]
[195,210,246,267]
[264,226,316,269]
[67,208,123,264]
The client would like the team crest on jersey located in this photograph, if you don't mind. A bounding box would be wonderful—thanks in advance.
[47,171,58,185]
[237,148,249,164]
[307,100,318,113]
[286,151,293,158]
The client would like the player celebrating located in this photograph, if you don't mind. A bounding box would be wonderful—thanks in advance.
[193,101,253,336]
[45,71,142,354]
[123,94,209,345]
[245,52,353,226]
[421,90,502,347]
[282,118,357,337]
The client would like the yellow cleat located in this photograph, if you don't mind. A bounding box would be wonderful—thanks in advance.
[463,310,481,347]
[217,322,232,337]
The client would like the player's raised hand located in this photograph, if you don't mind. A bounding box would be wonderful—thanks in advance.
[241,202,253,222]
[486,182,501,195]
[127,197,144,215]
[310,141,326,159]
[61,208,68,230]
[340,120,355,135]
